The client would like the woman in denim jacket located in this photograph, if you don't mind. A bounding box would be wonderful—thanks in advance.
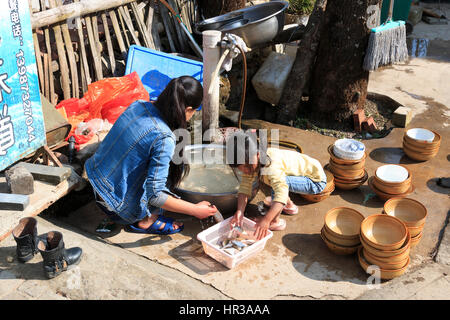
[85,76,217,235]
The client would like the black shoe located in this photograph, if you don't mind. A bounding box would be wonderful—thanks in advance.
[12,217,39,263]
[38,231,82,279]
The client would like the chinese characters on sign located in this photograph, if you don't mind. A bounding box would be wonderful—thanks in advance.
[0,0,46,171]
[0,56,14,156]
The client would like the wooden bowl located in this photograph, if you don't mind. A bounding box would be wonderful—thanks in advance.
[322,226,361,246]
[327,145,367,165]
[383,198,427,228]
[323,170,335,192]
[329,158,365,170]
[368,177,415,201]
[324,207,365,240]
[360,214,408,251]
[360,229,411,258]
[363,248,409,270]
[408,224,424,237]
[374,165,412,185]
[328,162,365,179]
[372,178,411,195]
[301,186,334,203]
[320,228,360,255]
[403,138,440,153]
[404,130,441,148]
[403,144,438,161]
[410,232,423,248]
[358,247,410,280]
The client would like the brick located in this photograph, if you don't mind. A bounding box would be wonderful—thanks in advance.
[353,109,365,133]
[13,162,72,185]
[392,106,412,128]
[0,193,30,211]
[5,166,34,195]
[362,117,377,133]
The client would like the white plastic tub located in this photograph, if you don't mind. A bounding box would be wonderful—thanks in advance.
[333,139,365,160]
[197,216,273,269]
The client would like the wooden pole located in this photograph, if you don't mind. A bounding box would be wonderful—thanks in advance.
[49,0,71,100]
[101,12,116,75]
[85,14,104,80]
[32,32,45,93]
[118,5,141,46]
[31,0,140,29]
[146,0,162,51]
[109,10,127,59]
[117,7,131,48]
[74,0,91,89]
[56,0,79,99]
[130,1,154,49]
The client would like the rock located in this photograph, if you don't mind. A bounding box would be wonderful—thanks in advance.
[5,166,34,195]
[392,106,412,128]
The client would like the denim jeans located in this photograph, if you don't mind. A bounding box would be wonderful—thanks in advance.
[93,189,164,225]
[271,176,327,198]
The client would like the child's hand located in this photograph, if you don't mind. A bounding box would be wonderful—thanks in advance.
[254,217,270,240]
[230,210,244,229]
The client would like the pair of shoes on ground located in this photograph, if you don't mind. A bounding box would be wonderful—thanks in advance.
[12,217,82,279]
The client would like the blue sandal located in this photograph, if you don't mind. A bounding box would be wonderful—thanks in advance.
[125,215,184,235]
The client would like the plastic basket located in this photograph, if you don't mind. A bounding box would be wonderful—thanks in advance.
[125,45,204,107]
[197,216,273,269]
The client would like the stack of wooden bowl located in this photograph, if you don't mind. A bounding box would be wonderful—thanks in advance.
[326,144,368,190]
[320,207,365,255]
[383,198,427,249]
[301,170,335,203]
[358,214,410,280]
[368,164,414,201]
[403,128,441,161]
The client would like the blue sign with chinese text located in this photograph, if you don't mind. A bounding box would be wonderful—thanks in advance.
[0,0,46,171]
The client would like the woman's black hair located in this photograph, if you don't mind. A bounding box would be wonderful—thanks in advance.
[226,131,271,169]
[154,76,203,187]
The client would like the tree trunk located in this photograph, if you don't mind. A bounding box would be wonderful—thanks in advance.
[309,0,382,122]
[276,0,328,125]
[198,0,246,19]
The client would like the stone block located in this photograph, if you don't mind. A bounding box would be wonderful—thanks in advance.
[0,193,30,211]
[5,166,34,195]
[392,106,412,128]
[12,162,72,185]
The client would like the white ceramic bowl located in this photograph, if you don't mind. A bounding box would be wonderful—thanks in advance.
[333,139,365,160]
[376,165,409,183]
[406,128,435,143]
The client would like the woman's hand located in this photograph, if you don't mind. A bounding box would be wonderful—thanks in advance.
[193,201,217,219]
[254,217,271,240]
[230,210,244,229]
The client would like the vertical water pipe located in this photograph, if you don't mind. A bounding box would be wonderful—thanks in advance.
[202,30,222,142]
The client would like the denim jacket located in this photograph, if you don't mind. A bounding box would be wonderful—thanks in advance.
[85,101,179,224]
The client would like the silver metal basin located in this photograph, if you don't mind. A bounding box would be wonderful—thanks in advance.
[195,1,289,48]
[173,144,258,215]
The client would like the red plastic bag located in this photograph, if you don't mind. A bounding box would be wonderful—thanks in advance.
[84,72,149,121]
[56,72,149,145]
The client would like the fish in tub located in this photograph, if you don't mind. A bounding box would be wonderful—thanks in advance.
[197,216,273,269]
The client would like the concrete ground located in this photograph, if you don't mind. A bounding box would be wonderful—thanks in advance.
[1,6,450,300]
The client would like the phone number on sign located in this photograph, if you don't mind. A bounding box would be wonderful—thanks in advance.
[16,49,36,143]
